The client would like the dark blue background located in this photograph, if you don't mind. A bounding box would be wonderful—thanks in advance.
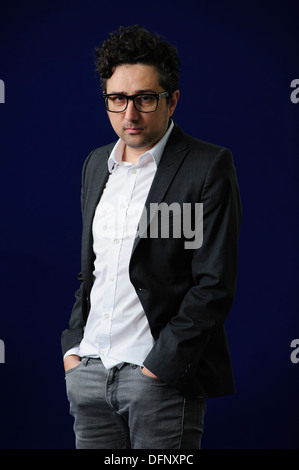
[0,0,298,449]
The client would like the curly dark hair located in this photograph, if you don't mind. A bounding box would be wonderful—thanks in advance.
[94,25,181,96]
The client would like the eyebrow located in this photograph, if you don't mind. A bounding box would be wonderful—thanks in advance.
[108,89,159,95]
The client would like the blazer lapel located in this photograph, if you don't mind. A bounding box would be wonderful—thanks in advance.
[131,125,189,255]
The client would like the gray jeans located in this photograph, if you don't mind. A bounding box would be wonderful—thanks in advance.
[65,357,206,449]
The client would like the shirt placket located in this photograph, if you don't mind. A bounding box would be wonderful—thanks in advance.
[98,164,140,357]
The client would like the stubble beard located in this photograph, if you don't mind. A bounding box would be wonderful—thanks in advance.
[121,127,165,150]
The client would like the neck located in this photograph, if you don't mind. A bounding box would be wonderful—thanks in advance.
[122,145,147,164]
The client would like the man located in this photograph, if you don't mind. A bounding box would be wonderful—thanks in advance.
[61,25,242,449]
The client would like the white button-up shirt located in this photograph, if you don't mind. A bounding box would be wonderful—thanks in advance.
[65,121,174,368]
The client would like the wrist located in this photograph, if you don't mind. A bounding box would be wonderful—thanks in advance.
[142,366,158,379]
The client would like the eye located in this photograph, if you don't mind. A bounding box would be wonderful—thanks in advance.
[136,95,156,108]
[140,95,155,103]
[111,95,126,103]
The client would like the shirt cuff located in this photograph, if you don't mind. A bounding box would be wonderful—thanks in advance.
[63,345,80,360]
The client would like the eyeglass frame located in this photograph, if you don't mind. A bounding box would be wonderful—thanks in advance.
[102,91,169,113]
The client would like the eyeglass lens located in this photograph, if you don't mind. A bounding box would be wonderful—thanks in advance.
[105,94,158,112]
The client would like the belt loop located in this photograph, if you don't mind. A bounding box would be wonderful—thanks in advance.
[81,357,90,367]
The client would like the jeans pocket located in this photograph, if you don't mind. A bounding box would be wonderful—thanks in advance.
[137,366,165,385]
[65,361,82,376]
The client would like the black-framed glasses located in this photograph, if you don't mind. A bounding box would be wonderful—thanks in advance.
[102,91,169,113]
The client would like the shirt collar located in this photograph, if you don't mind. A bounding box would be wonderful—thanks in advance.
[108,120,174,173]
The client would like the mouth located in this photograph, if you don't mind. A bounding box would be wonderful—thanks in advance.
[124,127,143,134]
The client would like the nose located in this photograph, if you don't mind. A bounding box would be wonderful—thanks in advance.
[124,99,139,121]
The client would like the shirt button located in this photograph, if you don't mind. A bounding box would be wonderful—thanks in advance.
[109,276,115,281]
[104,313,110,319]
[120,204,126,209]
[100,349,106,355]
[113,238,119,244]
[131,169,137,174]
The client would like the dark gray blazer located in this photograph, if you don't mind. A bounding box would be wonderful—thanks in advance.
[61,123,242,397]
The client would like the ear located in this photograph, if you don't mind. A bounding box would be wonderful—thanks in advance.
[168,90,180,117]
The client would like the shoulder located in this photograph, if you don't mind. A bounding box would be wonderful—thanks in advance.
[169,123,234,172]
[81,141,116,178]
[84,142,116,168]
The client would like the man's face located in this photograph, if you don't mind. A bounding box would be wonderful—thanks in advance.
[105,64,179,156]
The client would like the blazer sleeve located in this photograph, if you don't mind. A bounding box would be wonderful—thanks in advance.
[143,148,242,389]
[61,152,94,356]
[61,272,87,355]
